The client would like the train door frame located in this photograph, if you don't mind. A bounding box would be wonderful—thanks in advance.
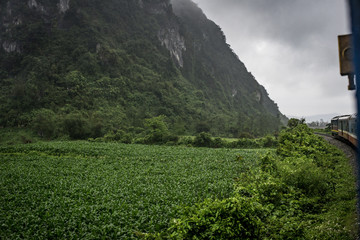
[349,0,360,230]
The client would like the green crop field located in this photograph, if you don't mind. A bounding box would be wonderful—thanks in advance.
[0,141,269,239]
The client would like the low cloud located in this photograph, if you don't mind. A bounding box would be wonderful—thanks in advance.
[193,0,355,117]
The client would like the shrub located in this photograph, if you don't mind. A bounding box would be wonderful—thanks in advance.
[211,137,224,148]
[287,118,305,128]
[143,116,171,144]
[232,138,261,149]
[238,132,254,139]
[166,197,265,240]
[193,132,213,147]
[278,157,333,198]
[103,131,116,141]
[261,135,278,148]
[88,116,104,138]
[178,136,193,146]
[121,133,133,144]
[31,108,58,139]
[63,112,90,139]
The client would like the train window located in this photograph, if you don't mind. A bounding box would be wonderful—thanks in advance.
[354,119,357,134]
[350,119,355,133]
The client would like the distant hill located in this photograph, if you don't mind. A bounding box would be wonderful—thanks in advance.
[305,114,338,123]
[288,114,340,123]
[0,0,286,138]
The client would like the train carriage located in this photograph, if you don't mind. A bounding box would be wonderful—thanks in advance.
[331,114,357,147]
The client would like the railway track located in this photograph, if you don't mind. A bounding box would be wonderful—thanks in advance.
[315,133,357,160]
[316,133,359,239]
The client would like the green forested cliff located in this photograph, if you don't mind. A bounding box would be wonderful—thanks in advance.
[0,0,286,139]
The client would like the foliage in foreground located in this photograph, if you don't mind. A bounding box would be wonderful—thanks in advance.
[0,141,265,239]
[142,124,357,239]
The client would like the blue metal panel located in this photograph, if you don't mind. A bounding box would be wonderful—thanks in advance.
[348,0,360,230]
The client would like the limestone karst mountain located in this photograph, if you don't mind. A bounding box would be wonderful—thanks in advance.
[0,0,286,137]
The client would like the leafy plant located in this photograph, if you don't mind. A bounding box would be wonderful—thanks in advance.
[167,196,265,240]
[0,141,264,239]
[148,124,357,239]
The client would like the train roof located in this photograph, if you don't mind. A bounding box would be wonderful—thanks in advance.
[350,113,357,119]
[331,115,351,121]
[331,114,356,121]
[339,116,351,121]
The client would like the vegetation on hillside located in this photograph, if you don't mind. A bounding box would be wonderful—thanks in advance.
[0,0,284,137]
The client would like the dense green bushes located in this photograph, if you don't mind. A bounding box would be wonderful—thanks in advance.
[0,128,39,145]
[31,108,57,139]
[29,108,106,140]
[166,197,265,239]
[142,124,356,239]
[93,130,278,149]
[25,112,279,148]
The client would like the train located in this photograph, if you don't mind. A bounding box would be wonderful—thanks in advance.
[331,114,357,147]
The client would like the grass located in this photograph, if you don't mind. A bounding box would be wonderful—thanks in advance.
[0,141,270,239]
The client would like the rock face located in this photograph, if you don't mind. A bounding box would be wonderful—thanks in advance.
[2,40,20,53]
[26,0,69,13]
[142,0,186,67]
[170,0,286,123]
[146,0,171,15]
[1,1,22,53]
[158,24,186,67]
[58,0,70,13]
[1,0,185,64]
[27,0,46,12]
[1,0,70,53]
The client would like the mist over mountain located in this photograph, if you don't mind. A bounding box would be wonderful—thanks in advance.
[0,0,286,138]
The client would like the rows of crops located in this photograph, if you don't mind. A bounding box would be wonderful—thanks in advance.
[0,141,268,239]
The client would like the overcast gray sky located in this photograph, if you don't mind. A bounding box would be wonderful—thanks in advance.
[193,0,355,119]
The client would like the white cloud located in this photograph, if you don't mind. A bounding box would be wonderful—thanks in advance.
[193,0,355,117]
